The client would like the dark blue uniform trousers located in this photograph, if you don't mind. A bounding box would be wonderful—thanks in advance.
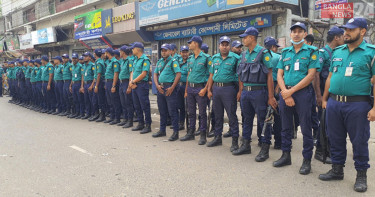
[63,81,72,112]
[26,79,32,103]
[279,86,313,159]
[55,81,64,113]
[316,78,327,149]
[105,81,121,120]
[84,82,93,116]
[119,80,134,121]
[19,80,26,102]
[326,98,371,170]
[132,81,152,125]
[0,77,2,96]
[42,81,56,111]
[92,81,106,113]
[241,88,271,144]
[311,89,320,132]
[177,83,186,122]
[187,86,207,132]
[157,85,179,132]
[213,85,239,137]
[36,82,42,108]
[72,82,84,115]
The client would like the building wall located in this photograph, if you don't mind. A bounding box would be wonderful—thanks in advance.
[1,0,38,16]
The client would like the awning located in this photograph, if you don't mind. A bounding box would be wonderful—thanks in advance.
[104,29,153,46]
[78,35,113,49]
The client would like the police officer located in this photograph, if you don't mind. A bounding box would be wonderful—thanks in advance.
[206,36,240,151]
[104,48,122,125]
[129,42,152,134]
[273,22,319,175]
[79,56,84,65]
[170,43,183,63]
[17,60,26,106]
[61,54,73,116]
[36,60,45,112]
[81,52,96,120]
[180,36,211,144]
[231,40,243,56]
[52,56,64,115]
[68,55,84,119]
[177,46,190,131]
[264,36,282,150]
[25,60,33,107]
[92,49,107,122]
[319,18,375,193]
[0,64,3,97]
[32,59,42,111]
[313,26,344,164]
[152,43,181,141]
[28,60,36,107]
[41,55,56,114]
[118,45,134,128]
[201,43,209,54]
[232,27,276,162]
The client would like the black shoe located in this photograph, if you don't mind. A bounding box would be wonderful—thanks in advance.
[180,128,195,141]
[230,137,239,152]
[96,112,106,122]
[198,131,207,145]
[117,120,128,126]
[168,132,179,141]
[68,113,78,119]
[89,113,100,121]
[273,152,292,167]
[319,164,344,181]
[354,170,367,192]
[232,139,251,155]
[178,122,185,131]
[132,123,144,131]
[58,112,66,116]
[81,114,90,119]
[152,130,166,138]
[47,110,54,114]
[299,159,311,175]
[314,149,332,164]
[194,129,201,136]
[109,119,120,125]
[223,130,232,138]
[140,124,151,134]
[207,135,222,147]
[52,111,60,115]
[274,144,281,150]
[76,114,84,119]
[104,119,113,123]
[207,130,215,138]
[41,109,48,113]
[123,120,133,128]
[255,143,270,162]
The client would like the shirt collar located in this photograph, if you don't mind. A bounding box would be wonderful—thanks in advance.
[341,40,367,51]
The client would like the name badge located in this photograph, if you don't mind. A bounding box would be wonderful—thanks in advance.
[85,72,87,76]
[285,65,290,71]
[345,62,353,77]
[333,67,338,72]
[294,60,300,71]
[75,74,77,78]
[283,57,291,62]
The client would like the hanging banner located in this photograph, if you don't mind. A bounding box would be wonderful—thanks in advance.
[31,27,57,45]
[5,35,20,50]
[101,9,113,35]
[19,33,34,49]
[74,9,103,39]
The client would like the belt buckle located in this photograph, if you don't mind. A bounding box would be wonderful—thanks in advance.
[218,82,223,87]
[248,86,252,91]
[337,95,347,102]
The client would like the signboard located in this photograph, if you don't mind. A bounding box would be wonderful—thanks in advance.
[112,2,137,33]
[101,9,113,35]
[139,0,263,26]
[0,39,4,53]
[80,36,111,49]
[315,0,347,10]
[31,27,57,45]
[273,0,298,5]
[5,35,20,50]
[19,33,34,49]
[154,14,271,40]
[74,9,103,39]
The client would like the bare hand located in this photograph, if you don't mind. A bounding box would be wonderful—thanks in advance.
[88,85,93,92]
[157,85,164,94]
[94,86,98,93]
[268,97,278,110]
[285,97,295,107]
[111,87,116,93]
[316,95,323,107]
[368,108,375,121]
[207,91,213,99]
[126,87,131,94]
[184,92,187,98]
[47,85,51,91]
[80,87,84,93]
[198,88,207,97]
[322,100,327,109]
[281,89,293,99]
[165,87,174,96]
[237,91,242,102]
[69,86,72,93]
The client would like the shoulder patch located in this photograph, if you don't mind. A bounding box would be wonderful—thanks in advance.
[92,67,95,70]
[144,62,147,66]
[48,68,51,71]
[129,64,132,67]
[173,64,177,68]
[312,54,317,60]
[114,64,117,68]
[208,61,212,66]
[265,56,270,61]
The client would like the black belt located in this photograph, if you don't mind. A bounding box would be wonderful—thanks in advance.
[31,82,36,84]
[72,81,81,84]
[63,80,71,83]
[135,80,147,84]
[214,82,235,87]
[55,80,63,82]
[243,86,266,91]
[330,94,370,103]
[179,82,186,86]
[120,79,129,84]
[160,82,173,86]
[105,79,113,83]
[84,80,93,84]
[188,82,205,88]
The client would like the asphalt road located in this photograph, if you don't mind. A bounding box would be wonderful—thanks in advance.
[0,96,374,197]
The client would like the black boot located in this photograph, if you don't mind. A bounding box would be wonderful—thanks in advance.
[117,119,128,126]
[223,130,232,138]
[123,120,133,128]
[152,130,166,138]
[104,118,113,123]
[109,119,121,125]
[354,170,367,192]
[180,128,195,141]
[273,152,292,167]
[314,148,332,164]
[207,130,215,138]
[255,143,270,162]
[96,111,106,122]
[140,124,151,134]
[299,159,311,175]
[81,114,91,119]
[232,139,251,155]
[198,131,206,145]
[230,137,239,152]
[207,135,222,147]
[132,123,144,131]
[319,164,344,181]
[168,132,179,141]
[89,112,100,121]
[178,121,185,131]
[194,129,201,136]
[52,111,60,115]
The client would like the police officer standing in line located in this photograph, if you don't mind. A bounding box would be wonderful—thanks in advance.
[17,60,26,106]
[41,55,56,114]
[118,45,134,128]
[152,43,181,141]
[92,49,107,122]
[104,48,122,125]
[313,26,344,163]
[33,59,43,111]
[29,60,36,107]
[232,27,276,161]
[170,43,183,63]
[52,56,64,115]
[0,64,3,97]
[61,54,73,116]
[273,22,319,175]
[264,36,282,150]
[177,46,190,131]
[181,36,211,144]
[68,55,84,119]
[25,60,33,107]
[129,42,152,134]
[7,62,15,103]
[206,36,240,151]
[81,52,96,120]
[319,18,375,193]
